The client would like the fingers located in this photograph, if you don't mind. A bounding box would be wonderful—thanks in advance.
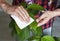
[20,6,30,22]
[13,12,24,21]
[13,6,30,23]
[17,6,30,22]
[36,11,52,27]
[36,14,46,22]
[37,17,49,27]
[20,6,30,19]
[16,8,27,22]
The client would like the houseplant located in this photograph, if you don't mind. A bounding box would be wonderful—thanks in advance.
[9,2,55,41]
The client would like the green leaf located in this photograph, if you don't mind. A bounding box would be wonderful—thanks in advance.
[27,4,45,16]
[27,9,39,16]
[27,4,43,37]
[16,26,31,41]
[9,4,44,41]
[13,22,31,41]
[54,37,60,41]
[29,19,43,36]
[15,23,21,35]
[9,19,15,28]
[28,36,41,41]
[36,27,43,36]
[27,4,44,11]
[29,13,35,19]
[41,36,55,41]
[19,2,27,8]
[30,21,37,30]
[29,21,43,37]
[30,26,43,37]
[11,29,16,37]
[30,10,39,15]
[9,19,17,36]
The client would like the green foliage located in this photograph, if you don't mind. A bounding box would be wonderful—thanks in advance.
[29,21,43,36]
[54,37,60,41]
[27,4,43,40]
[17,26,31,41]
[9,3,56,41]
[10,19,31,41]
[27,4,44,11]
[28,36,41,41]
[9,3,44,41]
[18,2,27,8]
[41,36,55,41]
[27,4,44,16]
[9,19,17,36]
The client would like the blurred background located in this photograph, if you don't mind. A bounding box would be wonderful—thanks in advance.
[0,0,15,41]
[0,0,60,41]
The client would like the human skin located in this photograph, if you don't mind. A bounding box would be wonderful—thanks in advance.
[36,0,60,27]
[0,0,60,26]
[0,0,30,23]
[36,9,60,27]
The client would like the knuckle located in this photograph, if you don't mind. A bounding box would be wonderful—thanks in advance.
[17,6,21,9]
[15,8,18,11]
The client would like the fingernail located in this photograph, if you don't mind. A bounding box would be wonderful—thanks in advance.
[37,24,40,27]
[26,19,29,23]
[36,19,39,22]
[37,24,42,27]
[27,20,29,23]
[25,21,28,23]
[27,18,30,22]
[41,11,45,12]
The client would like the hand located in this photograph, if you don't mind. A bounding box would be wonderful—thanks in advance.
[5,5,30,22]
[36,11,57,27]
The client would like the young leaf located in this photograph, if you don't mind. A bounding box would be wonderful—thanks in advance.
[16,26,31,41]
[41,36,55,41]
[28,36,41,41]
[27,4,44,11]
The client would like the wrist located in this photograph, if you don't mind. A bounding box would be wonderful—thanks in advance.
[0,0,6,7]
[0,2,12,12]
[1,3,9,12]
[52,10,60,17]
[54,9,60,16]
